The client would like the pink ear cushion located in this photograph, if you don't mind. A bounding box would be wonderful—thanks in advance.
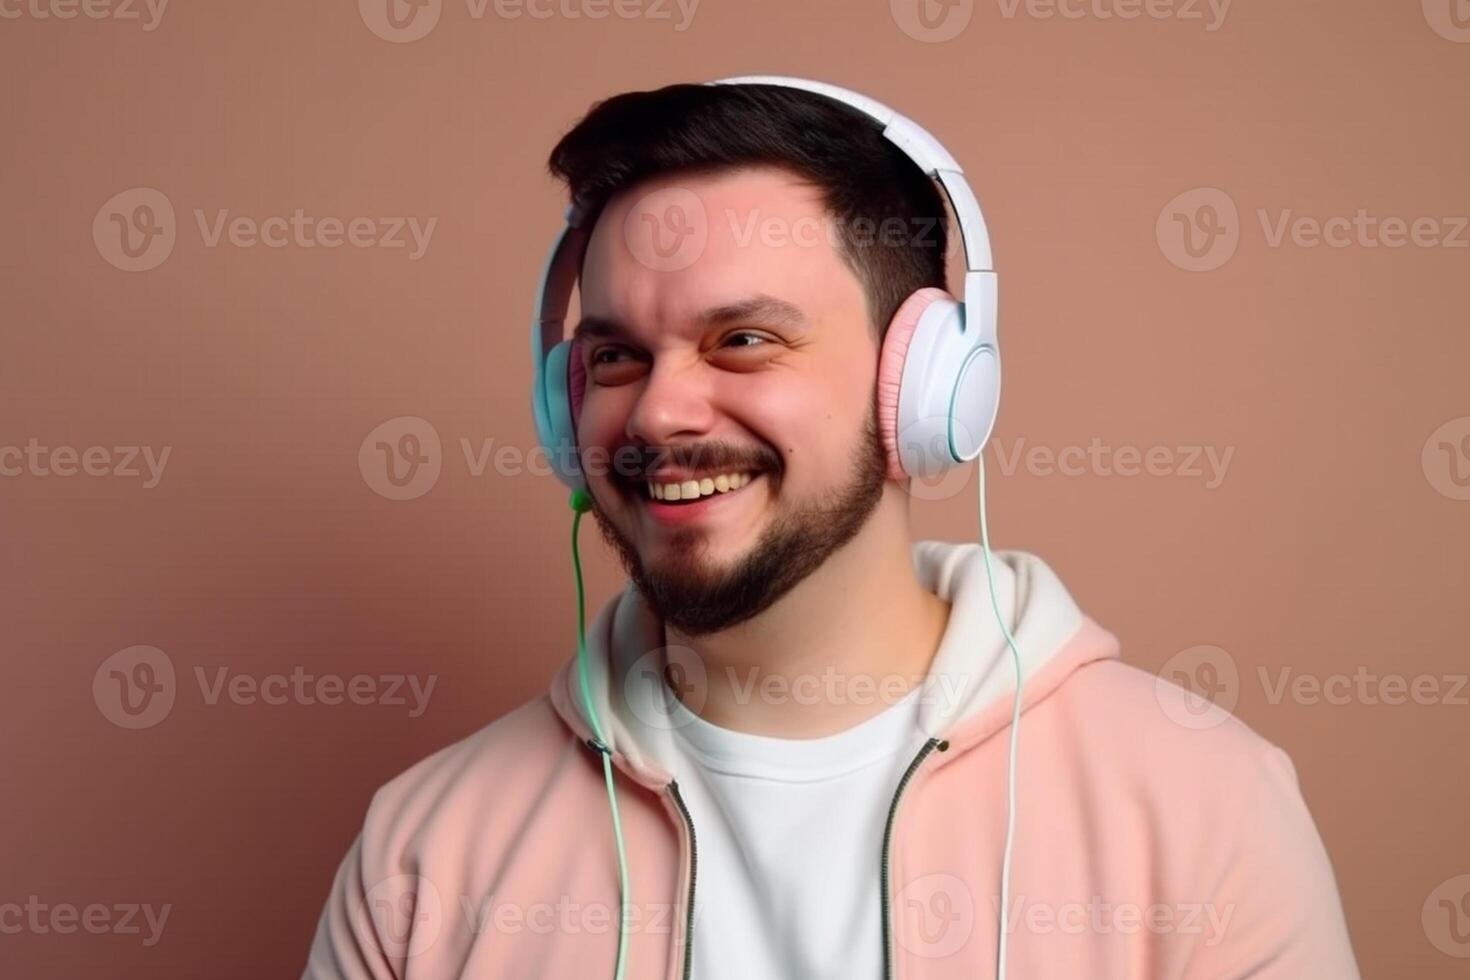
[567,339,587,432]
[876,288,953,480]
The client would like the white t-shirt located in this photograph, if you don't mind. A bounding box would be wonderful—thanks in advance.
[666,686,929,980]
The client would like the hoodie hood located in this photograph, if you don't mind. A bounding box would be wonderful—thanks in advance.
[549,539,1120,788]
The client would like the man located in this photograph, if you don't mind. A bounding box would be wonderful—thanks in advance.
[303,80,1360,978]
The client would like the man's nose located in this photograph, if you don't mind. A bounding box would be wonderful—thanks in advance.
[623,357,717,448]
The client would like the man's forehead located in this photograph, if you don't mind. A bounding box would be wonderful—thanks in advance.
[572,166,861,342]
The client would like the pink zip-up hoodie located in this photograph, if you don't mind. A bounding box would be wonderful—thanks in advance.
[302,540,1360,979]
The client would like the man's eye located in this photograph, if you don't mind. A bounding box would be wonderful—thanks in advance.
[591,347,629,365]
[723,331,767,349]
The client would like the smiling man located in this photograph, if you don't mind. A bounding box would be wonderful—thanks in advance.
[302,79,1360,979]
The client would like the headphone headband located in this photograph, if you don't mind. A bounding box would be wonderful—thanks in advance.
[705,75,993,277]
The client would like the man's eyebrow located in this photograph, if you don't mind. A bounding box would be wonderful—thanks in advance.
[571,315,627,343]
[572,295,807,344]
[699,295,808,330]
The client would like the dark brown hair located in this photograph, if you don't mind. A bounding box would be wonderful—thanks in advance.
[547,82,949,339]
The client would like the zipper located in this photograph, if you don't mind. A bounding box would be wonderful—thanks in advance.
[880,736,949,980]
[667,780,699,980]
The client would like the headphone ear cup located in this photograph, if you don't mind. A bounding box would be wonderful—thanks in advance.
[540,339,587,492]
[877,288,958,480]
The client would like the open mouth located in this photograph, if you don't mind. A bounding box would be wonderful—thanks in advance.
[641,470,762,505]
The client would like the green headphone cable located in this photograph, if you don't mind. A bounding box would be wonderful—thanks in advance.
[569,488,632,980]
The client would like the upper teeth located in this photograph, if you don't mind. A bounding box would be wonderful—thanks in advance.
[647,472,754,501]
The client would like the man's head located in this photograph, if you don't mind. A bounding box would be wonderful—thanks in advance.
[547,82,950,636]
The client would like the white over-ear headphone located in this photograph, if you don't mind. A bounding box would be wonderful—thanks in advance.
[530,74,1001,491]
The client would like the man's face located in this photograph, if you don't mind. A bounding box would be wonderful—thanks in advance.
[574,166,890,636]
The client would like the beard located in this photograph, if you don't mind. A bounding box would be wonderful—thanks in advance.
[589,403,889,637]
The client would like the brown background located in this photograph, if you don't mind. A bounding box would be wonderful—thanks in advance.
[2,0,1467,977]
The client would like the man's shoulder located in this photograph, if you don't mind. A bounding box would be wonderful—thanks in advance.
[1043,655,1306,810]
[1038,659,1360,973]
[358,692,576,845]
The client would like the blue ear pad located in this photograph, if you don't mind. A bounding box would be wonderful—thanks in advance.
[540,340,587,493]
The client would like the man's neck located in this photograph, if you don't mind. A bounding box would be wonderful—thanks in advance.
[665,495,952,739]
